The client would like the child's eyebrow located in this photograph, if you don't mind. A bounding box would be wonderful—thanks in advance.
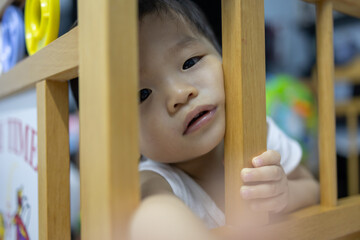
[169,36,199,54]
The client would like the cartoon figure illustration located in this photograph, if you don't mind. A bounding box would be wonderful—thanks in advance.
[12,189,30,240]
[0,212,5,240]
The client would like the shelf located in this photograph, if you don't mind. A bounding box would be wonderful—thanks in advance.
[303,0,360,18]
[0,26,78,99]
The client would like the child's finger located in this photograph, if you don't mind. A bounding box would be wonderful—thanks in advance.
[252,150,281,167]
[249,193,288,213]
[240,181,286,200]
[241,166,284,183]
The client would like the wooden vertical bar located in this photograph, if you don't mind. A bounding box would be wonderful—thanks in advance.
[347,108,359,195]
[222,0,268,225]
[79,0,140,239]
[37,80,70,240]
[316,0,338,207]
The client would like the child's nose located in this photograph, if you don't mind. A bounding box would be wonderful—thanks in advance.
[167,85,198,114]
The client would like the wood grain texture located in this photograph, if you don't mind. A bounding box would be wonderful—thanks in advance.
[37,80,70,240]
[316,0,338,207]
[79,0,140,239]
[335,57,360,82]
[303,0,360,18]
[333,0,360,19]
[265,196,360,239]
[336,98,360,115]
[222,0,268,226]
[0,27,78,100]
[213,196,360,239]
[335,230,360,240]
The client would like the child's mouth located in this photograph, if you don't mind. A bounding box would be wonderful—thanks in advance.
[183,105,217,135]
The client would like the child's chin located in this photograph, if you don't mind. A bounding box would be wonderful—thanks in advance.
[143,131,224,163]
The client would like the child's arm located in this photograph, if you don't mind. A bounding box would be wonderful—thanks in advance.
[130,172,218,240]
[240,150,320,214]
[284,163,320,213]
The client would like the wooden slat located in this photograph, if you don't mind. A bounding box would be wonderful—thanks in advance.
[335,230,360,240]
[336,98,360,115]
[316,0,338,207]
[335,57,360,82]
[303,0,360,19]
[79,0,140,239]
[336,99,360,195]
[267,196,360,239]
[222,0,267,226]
[333,0,360,19]
[347,108,359,195]
[214,196,360,239]
[0,27,78,100]
[37,80,70,240]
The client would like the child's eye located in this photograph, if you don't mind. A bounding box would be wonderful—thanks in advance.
[182,56,202,70]
[139,88,152,103]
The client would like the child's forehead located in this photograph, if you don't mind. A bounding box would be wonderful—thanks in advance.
[140,11,202,40]
[139,14,208,61]
[139,13,211,79]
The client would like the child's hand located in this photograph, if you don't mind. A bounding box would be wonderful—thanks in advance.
[240,150,289,213]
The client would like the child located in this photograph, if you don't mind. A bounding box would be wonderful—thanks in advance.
[131,0,319,238]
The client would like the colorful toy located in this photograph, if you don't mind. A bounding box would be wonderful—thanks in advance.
[1,5,25,72]
[266,74,317,165]
[25,0,60,55]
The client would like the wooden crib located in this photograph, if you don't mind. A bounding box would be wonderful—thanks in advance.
[0,0,359,239]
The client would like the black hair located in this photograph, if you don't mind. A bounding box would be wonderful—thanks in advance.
[70,0,221,109]
[139,0,221,54]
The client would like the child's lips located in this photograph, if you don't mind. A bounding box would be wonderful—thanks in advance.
[183,105,217,135]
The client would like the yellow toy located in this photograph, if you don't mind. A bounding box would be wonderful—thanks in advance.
[25,0,60,55]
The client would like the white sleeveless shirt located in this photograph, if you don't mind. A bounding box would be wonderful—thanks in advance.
[139,117,302,229]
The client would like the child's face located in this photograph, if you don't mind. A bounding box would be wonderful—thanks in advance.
[139,13,225,163]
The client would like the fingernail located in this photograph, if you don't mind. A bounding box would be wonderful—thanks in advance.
[241,187,250,199]
[253,158,262,167]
